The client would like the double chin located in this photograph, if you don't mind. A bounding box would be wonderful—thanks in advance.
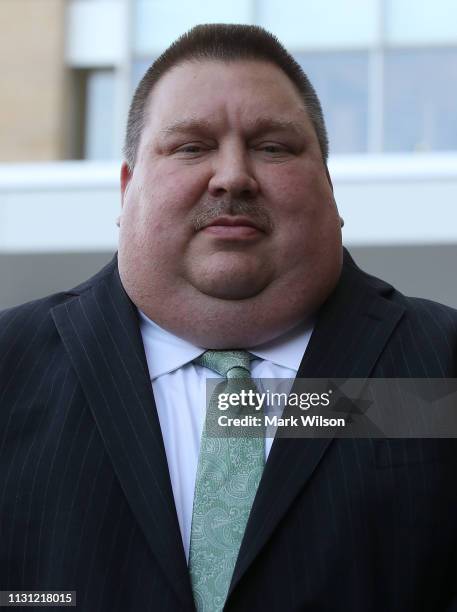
[185,258,273,300]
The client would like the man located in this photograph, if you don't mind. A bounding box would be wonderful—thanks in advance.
[1,23,456,612]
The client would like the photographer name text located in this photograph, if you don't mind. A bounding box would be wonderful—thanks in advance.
[218,414,346,428]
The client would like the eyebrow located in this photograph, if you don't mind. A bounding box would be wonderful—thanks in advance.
[246,117,307,138]
[158,116,307,139]
[159,119,214,137]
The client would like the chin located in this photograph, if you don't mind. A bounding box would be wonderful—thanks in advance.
[186,254,273,300]
[190,271,271,301]
[198,283,265,300]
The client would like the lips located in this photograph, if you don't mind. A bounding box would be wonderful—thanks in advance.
[203,216,262,231]
[201,216,264,240]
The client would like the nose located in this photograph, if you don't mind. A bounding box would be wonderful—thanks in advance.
[208,143,259,199]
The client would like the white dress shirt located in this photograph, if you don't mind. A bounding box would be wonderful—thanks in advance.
[138,311,313,560]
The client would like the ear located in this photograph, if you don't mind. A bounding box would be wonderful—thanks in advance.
[120,161,133,207]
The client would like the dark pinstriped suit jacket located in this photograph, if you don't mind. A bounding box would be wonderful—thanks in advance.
[1,249,457,612]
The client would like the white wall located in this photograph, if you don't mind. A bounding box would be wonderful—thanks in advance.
[1,154,456,252]
[1,153,456,308]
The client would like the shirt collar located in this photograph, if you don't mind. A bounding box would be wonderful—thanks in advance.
[138,309,313,380]
[249,321,313,371]
[138,310,205,379]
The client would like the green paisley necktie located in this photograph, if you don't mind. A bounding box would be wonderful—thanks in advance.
[189,350,265,612]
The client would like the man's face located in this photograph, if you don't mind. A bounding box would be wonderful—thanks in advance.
[118,59,342,347]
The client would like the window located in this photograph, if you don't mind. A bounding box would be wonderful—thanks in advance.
[297,52,370,153]
[384,48,457,152]
[134,0,252,56]
[70,69,116,160]
[258,0,378,49]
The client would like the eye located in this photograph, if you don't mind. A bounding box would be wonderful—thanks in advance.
[256,142,290,155]
[178,145,202,153]
[174,142,211,155]
[263,145,284,153]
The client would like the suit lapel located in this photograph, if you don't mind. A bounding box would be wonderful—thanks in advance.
[51,258,194,610]
[228,250,406,598]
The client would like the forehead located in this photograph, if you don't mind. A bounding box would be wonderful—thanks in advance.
[142,59,311,134]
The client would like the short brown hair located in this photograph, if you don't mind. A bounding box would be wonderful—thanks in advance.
[123,23,329,168]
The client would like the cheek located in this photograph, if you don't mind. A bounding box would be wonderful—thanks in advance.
[260,165,339,257]
[263,166,334,225]
[122,167,208,251]
[139,164,209,220]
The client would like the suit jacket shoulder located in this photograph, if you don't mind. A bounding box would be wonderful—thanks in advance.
[0,257,118,396]
[0,258,115,342]
[340,252,457,376]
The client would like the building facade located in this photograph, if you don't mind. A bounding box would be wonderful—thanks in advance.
[1,0,456,308]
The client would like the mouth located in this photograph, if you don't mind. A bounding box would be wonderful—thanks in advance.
[201,216,264,240]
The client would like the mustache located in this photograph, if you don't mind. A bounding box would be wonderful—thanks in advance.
[192,199,273,233]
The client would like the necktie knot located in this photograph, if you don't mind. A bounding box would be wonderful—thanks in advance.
[195,350,252,379]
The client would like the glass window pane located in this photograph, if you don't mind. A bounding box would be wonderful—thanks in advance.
[384,49,457,152]
[134,0,252,56]
[259,0,378,50]
[297,52,369,154]
[386,0,457,45]
[85,69,116,159]
[130,54,369,155]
